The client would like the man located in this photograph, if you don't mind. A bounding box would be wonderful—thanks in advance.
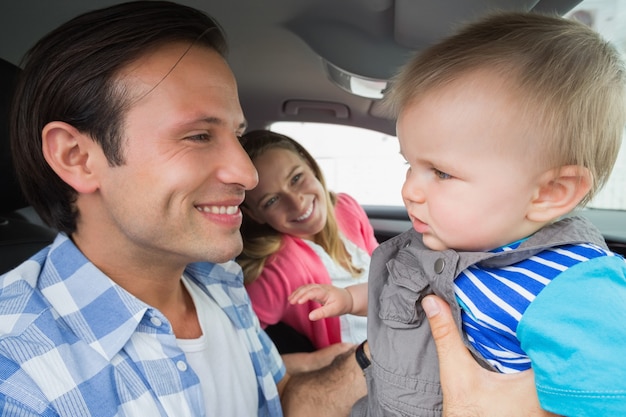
[0,1,550,416]
[1,2,362,416]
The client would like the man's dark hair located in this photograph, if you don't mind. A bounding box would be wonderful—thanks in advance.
[10,0,227,233]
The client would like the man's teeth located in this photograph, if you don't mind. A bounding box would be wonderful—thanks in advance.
[197,206,239,214]
[296,205,313,221]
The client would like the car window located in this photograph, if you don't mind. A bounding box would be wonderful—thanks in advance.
[269,122,406,206]
[566,0,626,210]
[271,0,626,210]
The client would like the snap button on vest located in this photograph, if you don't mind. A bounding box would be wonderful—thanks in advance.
[434,258,445,274]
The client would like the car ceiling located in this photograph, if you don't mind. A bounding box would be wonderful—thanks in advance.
[0,0,582,136]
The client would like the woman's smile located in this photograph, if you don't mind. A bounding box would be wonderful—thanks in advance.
[295,201,315,222]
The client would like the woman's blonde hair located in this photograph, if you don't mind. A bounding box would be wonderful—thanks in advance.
[385,11,626,206]
[237,130,362,284]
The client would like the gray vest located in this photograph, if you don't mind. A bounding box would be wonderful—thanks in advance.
[351,216,607,417]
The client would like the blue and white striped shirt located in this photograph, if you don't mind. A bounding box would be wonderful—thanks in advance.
[455,241,616,373]
[0,233,285,416]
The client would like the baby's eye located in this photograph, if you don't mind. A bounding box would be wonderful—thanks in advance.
[433,168,451,180]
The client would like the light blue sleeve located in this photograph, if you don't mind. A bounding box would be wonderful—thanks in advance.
[518,255,626,417]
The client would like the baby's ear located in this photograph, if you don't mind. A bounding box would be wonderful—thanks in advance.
[41,121,101,194]
[526,165,592,223]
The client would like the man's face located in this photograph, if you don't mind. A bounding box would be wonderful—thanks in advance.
[80,43,258,269]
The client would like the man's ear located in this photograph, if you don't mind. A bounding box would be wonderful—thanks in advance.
[41,121,101,194]
[526,165,592,223]
[241,204,265,224]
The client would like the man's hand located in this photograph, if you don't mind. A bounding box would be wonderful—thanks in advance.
[282,343,355,374]
[421,295,558,417]
[279,344,366,417]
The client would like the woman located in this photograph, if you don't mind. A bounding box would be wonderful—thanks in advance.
[237,130,378,371]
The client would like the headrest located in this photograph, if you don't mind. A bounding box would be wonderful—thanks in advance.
[0,58,29,213]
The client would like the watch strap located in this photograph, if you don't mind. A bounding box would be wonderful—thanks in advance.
[355,340,371,371]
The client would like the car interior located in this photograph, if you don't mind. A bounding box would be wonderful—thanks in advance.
[1,0,624,276]
[0,58,57,273]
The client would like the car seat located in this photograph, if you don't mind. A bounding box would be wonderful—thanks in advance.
[0,58,56,274]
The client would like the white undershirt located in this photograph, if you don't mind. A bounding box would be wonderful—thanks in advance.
[177,276,258,417]
[304,234,370,344]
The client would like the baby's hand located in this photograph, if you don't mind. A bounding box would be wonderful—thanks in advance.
[289,284,354,321]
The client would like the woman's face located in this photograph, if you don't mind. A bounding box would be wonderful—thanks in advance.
[244,147,327,240]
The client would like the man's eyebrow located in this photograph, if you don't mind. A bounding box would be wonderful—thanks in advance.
[177,117,247,131]
[173,116,221,128]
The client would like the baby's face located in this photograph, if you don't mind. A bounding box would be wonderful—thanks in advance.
[396,70,546,252]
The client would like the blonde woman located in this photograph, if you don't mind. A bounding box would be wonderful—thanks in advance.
[237,130,377,371]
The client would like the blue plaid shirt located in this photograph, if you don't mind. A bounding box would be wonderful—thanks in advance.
[0,233,285,417]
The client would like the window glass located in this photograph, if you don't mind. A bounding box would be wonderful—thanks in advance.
[566,0,626,210]
[271,0,626,210]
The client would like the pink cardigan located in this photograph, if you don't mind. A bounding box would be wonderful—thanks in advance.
[245,193,379,349]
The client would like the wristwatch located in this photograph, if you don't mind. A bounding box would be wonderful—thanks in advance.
[355,340,371,372]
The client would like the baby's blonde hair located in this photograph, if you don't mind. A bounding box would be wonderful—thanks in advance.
[386,11,626,206]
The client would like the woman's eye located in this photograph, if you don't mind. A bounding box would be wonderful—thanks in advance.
[263,196,278,208]
[434,168,451,180]
[291,173,302,185]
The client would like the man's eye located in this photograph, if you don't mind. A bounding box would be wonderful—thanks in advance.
[187,133,210,142]
[434,168,451,180]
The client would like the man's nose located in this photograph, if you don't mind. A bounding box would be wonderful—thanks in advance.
[217,136,259,190]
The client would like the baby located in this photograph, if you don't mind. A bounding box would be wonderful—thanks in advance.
[290,11,626,417]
